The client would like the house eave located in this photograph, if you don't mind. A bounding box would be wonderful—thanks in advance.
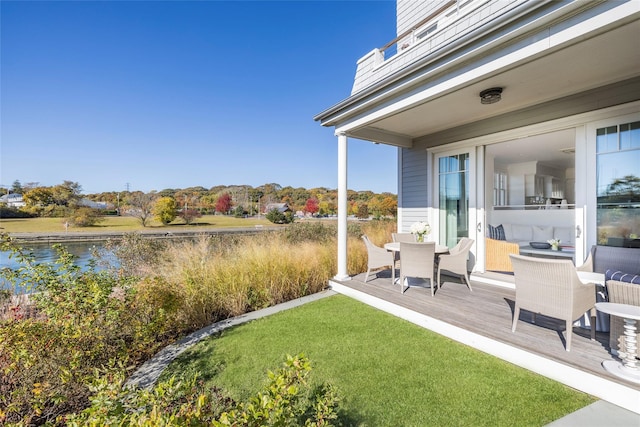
[314,0,633,137]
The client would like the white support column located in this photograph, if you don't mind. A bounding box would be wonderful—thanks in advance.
[334,132,350,281]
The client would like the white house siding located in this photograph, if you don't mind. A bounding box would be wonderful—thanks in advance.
[352,0,526,94]
[396,0,447,36]
[398,146,429,232]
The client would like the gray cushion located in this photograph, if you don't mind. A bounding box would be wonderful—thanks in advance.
[591,246,640,275]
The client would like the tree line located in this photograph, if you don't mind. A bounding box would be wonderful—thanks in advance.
[2,180,398,226]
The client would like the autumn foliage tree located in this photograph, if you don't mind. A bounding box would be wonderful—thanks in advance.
[153,197,178,225]
[215,193,232,214]
[304,198,319,215]
[178,209,202,225]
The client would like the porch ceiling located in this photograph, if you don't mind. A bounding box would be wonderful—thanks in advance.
[345,18,640,147]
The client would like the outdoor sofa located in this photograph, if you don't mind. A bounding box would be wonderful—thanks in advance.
[485,223,574,272]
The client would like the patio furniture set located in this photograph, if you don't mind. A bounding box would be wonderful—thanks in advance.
[362,234,640,383]
[362,233,473,296]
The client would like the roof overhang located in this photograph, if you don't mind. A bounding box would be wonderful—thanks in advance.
[315,1,640,147]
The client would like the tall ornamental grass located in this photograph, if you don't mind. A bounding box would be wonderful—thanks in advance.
[152,220,396,330]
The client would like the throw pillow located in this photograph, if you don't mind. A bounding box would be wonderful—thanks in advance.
[532,225,554,242]
[605,269,640,285]
[511,224,533,242]
[487,224,506,240]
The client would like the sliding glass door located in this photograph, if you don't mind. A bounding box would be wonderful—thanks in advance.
[436,149,478,249]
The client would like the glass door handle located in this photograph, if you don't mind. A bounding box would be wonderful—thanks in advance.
[477,223,482,233]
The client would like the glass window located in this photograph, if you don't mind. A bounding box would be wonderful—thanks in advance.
[596,121,640,248]
[439,153,469,247]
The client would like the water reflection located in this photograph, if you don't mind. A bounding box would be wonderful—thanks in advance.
[1,241,114,292]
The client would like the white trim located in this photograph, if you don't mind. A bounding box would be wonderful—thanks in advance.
[584,110,640,251]
[431,147,476,247]
[329,280,640,414]
[469,273,515,289]
[334,133,350,281]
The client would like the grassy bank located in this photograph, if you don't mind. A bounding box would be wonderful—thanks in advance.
[0,214,275,234]
[162,295,595,426]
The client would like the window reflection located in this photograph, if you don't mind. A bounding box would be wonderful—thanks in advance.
[596,121,640,247]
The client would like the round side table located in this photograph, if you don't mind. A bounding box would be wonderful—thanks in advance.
[595,302,640,384]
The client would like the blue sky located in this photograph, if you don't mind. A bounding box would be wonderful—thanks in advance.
[1,0,398,195]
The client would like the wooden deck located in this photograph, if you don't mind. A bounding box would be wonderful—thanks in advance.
[330,269,640,413]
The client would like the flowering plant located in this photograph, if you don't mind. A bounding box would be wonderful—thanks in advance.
[410,221,431,242]
[547,238,561,250]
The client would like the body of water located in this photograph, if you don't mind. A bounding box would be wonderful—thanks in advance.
[1,241,113,292]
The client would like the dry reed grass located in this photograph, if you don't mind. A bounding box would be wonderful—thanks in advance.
[133,220,396,330]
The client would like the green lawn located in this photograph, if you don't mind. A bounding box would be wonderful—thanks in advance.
[162,294,595,426]
[0,215,275,233]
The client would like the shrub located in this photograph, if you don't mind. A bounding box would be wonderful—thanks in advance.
[266,208,294,224]
[64,367,233,426]
[98,233,167,278]
[215,354,340,427]
[67,207,105,227]
[65,354,339,427]
[0,234,182,425]
[0,206,33,218]
[0,219,394,424]
[281,222,336,244]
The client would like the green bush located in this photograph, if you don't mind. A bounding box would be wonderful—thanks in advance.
[65,354,338,427]
[67,207,105,227]
[214,354,339,427]
[0,235,181,425]
[281,222,336,244]
[0,206,33,218]
[265,208,294,224]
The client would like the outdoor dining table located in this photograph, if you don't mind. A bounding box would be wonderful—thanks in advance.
[384,242,449,284]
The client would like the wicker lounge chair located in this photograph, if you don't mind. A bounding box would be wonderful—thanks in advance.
[399,242,436,296]
[437,238,474,291]
[509,254,596,351]
[362,235,394,283]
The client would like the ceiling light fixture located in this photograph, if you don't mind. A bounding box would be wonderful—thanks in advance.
[479,87,503,104]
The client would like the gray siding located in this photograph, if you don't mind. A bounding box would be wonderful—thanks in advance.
[399,146,430,231]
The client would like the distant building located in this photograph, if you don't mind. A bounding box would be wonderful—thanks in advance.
[78,198,108,210]
[264,203,291,213]
[0,193,25,208]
